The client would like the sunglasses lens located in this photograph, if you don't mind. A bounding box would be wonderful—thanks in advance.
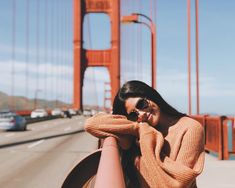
[127,111,138,122]
[136,98,149,110]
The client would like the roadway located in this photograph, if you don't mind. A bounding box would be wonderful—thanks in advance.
[0,116,98,188]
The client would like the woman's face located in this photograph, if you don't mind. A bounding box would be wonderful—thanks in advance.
[125,97,160,127]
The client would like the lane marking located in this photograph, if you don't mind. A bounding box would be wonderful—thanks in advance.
[27,139,45,149]
[5,133,15,137]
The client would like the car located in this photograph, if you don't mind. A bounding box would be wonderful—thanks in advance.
[62,110,72,118]
[68,108,77,115]
[51,108,63,116]
[83,108,92,117]
[30,109,48,118]
[0,110,27,131]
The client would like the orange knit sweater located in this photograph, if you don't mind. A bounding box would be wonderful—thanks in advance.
[84,113,205,188]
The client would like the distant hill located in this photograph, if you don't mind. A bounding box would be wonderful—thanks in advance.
[0,91,70,110]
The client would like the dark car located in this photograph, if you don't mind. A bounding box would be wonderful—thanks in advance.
[0,110,27,131]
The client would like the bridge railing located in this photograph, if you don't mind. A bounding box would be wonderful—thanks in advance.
[222,117,235,159]
[95,137,125,188]
[192,115,235,160]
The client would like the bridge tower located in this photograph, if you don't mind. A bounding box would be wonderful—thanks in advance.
[73,0,120,110]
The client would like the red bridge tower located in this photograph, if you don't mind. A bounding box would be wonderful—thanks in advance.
[73,0,120,110]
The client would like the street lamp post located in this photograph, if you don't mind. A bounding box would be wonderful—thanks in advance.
[121,13,157,89]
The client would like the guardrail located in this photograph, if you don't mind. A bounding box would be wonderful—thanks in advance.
[191,115,235,160]
[223,117,235,159]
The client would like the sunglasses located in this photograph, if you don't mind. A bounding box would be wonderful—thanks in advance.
[127,98,149,122]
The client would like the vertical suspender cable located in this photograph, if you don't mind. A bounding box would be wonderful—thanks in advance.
[70,0,73,107]
[11,0,16,110]
[61,0,64,108]
[66,0,69,108]
[137,0,142,80]
[55,0,59,108]
[44,0,48,109]
[50,0,54,108]
[36,0,40,108]
[61,0,65,107]
[26,0,29,110]
[64,0,68,107]
[86,12,98,108]
[153,0,157,89]
[195,0,200,115]
[187,0,192,115]
[127,0,131,79]
[63,0,66,107]
[58,0,61,108]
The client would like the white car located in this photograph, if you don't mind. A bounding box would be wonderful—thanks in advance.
[83,109,92,117]
[68,109,77,115]
[51,108,63,116]
[31,109,48,118]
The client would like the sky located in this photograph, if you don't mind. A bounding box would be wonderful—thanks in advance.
[0,0,234,116]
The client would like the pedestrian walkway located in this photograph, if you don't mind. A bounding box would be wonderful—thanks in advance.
[197,153,235,188]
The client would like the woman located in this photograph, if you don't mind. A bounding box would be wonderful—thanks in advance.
[85,80,205,188]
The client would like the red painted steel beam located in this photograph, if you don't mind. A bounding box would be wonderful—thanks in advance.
[73,0,120,110]
[73,0,82,110]
[94,137,125,188]
[86,49,111,67]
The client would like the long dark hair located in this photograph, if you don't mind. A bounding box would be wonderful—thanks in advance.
[112,80,185,187]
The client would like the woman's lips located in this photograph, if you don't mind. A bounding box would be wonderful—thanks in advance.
[147,110,152,121]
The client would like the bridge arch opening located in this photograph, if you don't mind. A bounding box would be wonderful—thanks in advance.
[83,13,111,50]
[83,67,111,111]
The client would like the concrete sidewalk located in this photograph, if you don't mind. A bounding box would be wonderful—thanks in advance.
[197,153,235,188]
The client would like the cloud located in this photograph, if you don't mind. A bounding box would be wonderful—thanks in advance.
[1,59,234,113]
[0,59,73,102]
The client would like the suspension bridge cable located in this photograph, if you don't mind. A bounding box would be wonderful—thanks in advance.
[55,0,59,108]
[57,1,63,107]
[50,0,55,109]
[65,0,69,108]
[35,0,40,109]
[69,0,73,107]
[63,0,68,107]
[11,0,16,110]
[86,14,99,108]
[25,0,30,110]
[44,0,48,109]
[137,0,142,81]
[60,0,65,108]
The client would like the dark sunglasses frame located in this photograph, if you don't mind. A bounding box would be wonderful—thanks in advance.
[127,98,149,122]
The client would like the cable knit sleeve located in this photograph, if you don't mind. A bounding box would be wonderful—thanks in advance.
[138,121,205,188]
[84,113,139,149]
